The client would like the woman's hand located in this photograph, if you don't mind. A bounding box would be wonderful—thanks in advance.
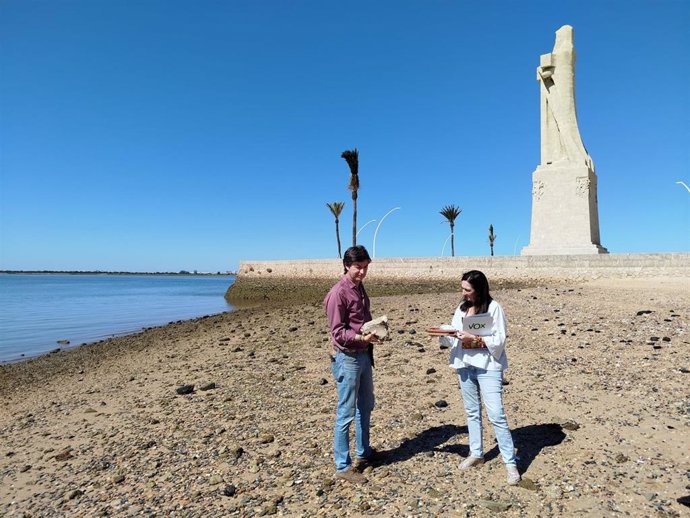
[457,330,485,349]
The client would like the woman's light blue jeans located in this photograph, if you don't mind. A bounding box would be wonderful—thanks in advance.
[458,366,516,465]
[332,350,375,472]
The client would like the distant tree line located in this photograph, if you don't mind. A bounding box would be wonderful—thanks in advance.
[0,270,236,276]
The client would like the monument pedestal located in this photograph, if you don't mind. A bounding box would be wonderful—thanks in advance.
[522,162,608,255]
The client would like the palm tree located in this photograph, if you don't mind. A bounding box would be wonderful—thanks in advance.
[341,148,359,246]
[440,205,462,257]
[488,224,496,256]
[326,202,345,258]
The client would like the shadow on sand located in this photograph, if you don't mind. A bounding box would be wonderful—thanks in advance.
[375,422,566,474]
[375,424,468,466]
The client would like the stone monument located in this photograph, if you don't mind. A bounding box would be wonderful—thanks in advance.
[522,25,608,255]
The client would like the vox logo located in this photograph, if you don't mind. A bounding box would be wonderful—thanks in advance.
[467,323,486,330]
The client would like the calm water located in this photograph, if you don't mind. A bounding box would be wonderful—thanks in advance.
[0,274,235,363]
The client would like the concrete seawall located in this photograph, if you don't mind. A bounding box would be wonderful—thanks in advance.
[225,253,690,304]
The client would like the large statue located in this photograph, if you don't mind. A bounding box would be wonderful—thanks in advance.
[522,25,608,256]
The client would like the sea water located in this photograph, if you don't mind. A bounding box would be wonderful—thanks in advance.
[0,274,235,363]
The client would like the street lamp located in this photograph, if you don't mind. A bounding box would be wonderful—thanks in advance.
[372,207,400,258]
[356,219,377,239]
[441,233,453,257]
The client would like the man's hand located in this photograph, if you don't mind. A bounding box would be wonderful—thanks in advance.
[357,332,381,344]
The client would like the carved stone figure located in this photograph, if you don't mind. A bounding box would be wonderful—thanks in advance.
[522,25,608,256]
[537,26,595,171]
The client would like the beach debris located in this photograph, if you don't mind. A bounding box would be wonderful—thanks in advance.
[426,368,436,375]
[361,315,389,339]
[561,419,580,431]
[57,340,70,345]
[259,433,275,444]
[434,400,448,408]
[208,474,224,486]
[199,382,216,391]
[478,499,512,512]
[67,489,83,500]
[318,378,328,385]
[176,384,195,395]
[54,448,73,462]
[517,477,539,491]
[229,445,244,459]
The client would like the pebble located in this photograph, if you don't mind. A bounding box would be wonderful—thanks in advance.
[561,419,580,431]
[175,384,194,395]
[478,499,512,512]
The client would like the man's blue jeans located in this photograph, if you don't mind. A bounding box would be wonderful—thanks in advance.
[458,366,516,465]
[332,350,375,472]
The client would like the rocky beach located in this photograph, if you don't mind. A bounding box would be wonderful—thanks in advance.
[1,277,689,517]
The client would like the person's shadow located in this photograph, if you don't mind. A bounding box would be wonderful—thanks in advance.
[486,423,567,472]
[374,422,566,473]
[374,424,468,466]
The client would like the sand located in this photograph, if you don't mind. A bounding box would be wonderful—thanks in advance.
[1,279,689,517]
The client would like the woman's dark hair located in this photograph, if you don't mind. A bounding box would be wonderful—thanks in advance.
[460,270,492,314]
[342,245,371,273]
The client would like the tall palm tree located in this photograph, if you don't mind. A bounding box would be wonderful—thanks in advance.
[488,224,496,256]
[326,202,345,258]
[341,148,359,246]
[440,205,462,257]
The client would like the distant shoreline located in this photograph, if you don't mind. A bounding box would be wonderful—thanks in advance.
[0,270,236,276]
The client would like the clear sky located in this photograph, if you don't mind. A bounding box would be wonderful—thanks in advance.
[1,0,688,272]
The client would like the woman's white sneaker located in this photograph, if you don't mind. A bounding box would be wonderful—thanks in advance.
[506,464,521,485]
[459,456,485,470]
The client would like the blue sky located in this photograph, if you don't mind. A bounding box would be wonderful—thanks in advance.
[1,0,688,272]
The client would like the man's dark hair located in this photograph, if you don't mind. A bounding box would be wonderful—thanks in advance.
[460,270,493,314]
[342,245,371,273]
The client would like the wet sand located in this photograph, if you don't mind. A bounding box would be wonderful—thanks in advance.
[1,278,689,517]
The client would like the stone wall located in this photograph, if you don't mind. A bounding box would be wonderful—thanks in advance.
[237,253,690,281]
[225,253,690,305]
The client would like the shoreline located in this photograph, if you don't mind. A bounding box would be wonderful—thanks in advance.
[1,277,689,516]
[0,273,237,365]
[0,309,234,367]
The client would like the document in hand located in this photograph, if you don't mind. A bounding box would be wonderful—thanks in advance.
[461,314,494,336]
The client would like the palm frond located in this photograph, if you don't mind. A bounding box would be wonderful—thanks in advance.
[326,202,345,219]
[341,148,359,176]
[440,204,462,222]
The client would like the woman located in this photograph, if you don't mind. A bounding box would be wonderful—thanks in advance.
[444,270,520,485]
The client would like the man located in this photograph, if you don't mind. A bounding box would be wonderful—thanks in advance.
[324,245,380,483]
